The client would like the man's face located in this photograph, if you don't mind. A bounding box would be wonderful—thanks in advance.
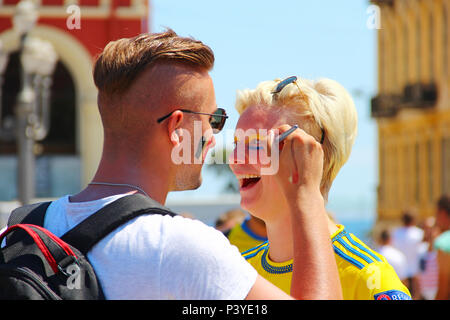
[172,71,217,191]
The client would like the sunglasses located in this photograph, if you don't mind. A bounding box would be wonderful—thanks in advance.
[156,108,228,134]
[272,76,325,144]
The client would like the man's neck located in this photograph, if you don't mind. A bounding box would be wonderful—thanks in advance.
[71,154,170,205]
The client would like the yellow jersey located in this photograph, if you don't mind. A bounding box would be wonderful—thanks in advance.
[227,218,268,253]
[242,225,412,300]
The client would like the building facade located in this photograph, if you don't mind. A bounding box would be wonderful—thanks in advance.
[0,0,149,200]
[371,0,450,222]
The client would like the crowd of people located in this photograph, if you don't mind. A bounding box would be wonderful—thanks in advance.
[215,194,450,300]
[375,195,450,300]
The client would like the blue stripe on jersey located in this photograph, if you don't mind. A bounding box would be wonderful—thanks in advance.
[241,218,268,242]
[241,240,268,257]
[242,241,268,260]
[261,249,292,274]
[344,234,382,262]
[333,244,365,269]
[336,238,374,264]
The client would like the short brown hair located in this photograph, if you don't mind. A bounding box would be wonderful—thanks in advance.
[93,29,215,97]
[437,194,450,216]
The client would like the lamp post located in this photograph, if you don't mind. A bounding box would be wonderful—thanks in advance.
[0,0,58,205]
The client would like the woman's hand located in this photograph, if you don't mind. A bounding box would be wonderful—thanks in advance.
[269,124,324,204]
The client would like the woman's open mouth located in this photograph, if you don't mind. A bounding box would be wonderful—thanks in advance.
[236,174,261,191]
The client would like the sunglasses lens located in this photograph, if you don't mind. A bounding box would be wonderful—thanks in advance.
[210,108,227,133]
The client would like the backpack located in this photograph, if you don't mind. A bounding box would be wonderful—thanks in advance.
[0,194,175,300]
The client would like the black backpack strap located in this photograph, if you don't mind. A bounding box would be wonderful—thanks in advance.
[5,201,52,246]
[60,194,176,255]
[7,201,52,227]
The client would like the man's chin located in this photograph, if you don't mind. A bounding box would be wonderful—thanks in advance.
[173,174,202,191]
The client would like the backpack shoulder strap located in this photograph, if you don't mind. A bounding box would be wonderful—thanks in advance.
[7,201,52,227]
[5,201,52,246]
[60,193,176,255]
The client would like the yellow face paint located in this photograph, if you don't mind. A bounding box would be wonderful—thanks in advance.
[234,134,269,151]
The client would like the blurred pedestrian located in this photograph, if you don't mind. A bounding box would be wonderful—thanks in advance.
[434,194,450,300]
[418,217,439,300]
[392,209,424,298]
[215,208,246,236]
[227,215,267,253]
[377,229,407,282]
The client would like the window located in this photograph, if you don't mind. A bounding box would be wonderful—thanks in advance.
[415,141,421,205]
[0,52,76,154]
[442,136,450,195]
[444,6,448,77]
[416,14,421,80]
[403,19,409,85]
[427,139,433,204]
[429,10,434,80]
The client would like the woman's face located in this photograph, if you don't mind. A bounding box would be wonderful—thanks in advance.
[228,105,290,220]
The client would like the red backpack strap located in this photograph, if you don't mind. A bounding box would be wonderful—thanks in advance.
[5,202,52,246]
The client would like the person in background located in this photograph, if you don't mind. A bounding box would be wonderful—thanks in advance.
[418,217,439,300]
[377,229,407,282]
[434,194,450,300]
[230,76,411,300]
[227,215,268,253]
[215,208,246,236]
[392,210,424,299]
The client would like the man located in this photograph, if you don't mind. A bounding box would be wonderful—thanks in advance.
[434,194,450,300]
[3,30,342,299]
[392,210,424,298]
[377,229,407,282]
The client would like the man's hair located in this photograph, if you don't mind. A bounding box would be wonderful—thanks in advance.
[93,29,215,97]
[401,209,416,226]
[235,77,358,201]
[379,229,391,244]
[437,194,450,216]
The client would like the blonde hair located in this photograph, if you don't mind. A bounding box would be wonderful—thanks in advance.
[235,77,358,200]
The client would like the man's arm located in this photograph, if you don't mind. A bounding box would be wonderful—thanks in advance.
[246,275,293,300]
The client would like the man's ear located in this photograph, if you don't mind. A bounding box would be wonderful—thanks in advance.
[166,111,184,146]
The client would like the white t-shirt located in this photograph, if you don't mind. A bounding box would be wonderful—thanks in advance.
[377,245,408,280]
[392,226,424,278]
[9,194,258,300]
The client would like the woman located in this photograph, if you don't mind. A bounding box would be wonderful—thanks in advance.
[229,76,411,300]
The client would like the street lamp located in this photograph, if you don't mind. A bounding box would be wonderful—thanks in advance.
[0,0,58,205]
[0,41,9,135]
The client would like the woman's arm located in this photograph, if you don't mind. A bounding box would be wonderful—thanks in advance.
[270,125,342,300]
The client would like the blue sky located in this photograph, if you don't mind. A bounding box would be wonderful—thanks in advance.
[151,0,378,221]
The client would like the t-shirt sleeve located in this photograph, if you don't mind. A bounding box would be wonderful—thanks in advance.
[159,216,258,300]
[355,262,412,300]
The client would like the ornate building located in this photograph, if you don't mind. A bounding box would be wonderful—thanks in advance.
[371,0,450,222]
[0,0,149,200]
